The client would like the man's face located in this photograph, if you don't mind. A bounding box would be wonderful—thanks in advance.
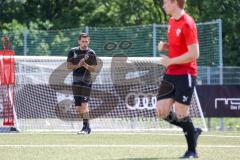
[78,37,90,50]
[163,0,177,16]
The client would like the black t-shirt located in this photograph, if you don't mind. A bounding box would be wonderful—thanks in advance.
[67,47,97,83]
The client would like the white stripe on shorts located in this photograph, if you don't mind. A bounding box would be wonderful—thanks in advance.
[188,74,192,88]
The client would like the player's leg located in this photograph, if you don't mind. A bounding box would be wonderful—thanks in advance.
[75,98,86,134]
[78,101,91,134]
[174,75,201,158]
[156,99,173,120]
[156,75,182,127]
[175,102,198,158]
[76,81,92,134]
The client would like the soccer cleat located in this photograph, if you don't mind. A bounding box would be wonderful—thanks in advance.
[77,127,91,135]
[180,151,199,159]
[195,128,202,148]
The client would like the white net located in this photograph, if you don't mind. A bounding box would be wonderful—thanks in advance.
[2,56,207,132]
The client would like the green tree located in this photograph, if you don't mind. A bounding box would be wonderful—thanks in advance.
[187,0,240,65]
[0,0,239,65]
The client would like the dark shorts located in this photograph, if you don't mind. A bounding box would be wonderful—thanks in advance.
[72,81,92,106]
[157,74,196,105]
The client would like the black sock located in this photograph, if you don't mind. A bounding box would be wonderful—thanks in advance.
[83,119,89,128]
[82,112,90,128]
[164,111,182,128]
[179,117,196,152]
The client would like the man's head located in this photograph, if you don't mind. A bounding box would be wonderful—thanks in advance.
[163,0,185,16]
[78,33,90,50]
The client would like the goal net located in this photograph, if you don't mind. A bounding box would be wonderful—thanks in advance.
[1,56,207,132]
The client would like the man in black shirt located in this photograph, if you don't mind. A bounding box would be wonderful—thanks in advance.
[67,33,97,134]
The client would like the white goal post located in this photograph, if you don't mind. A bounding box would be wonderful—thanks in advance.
[1,56,207,132]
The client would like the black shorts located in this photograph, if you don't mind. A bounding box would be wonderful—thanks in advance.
[72,81,92,106]
[157,74,196,105]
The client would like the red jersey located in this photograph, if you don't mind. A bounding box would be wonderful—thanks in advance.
[166,13,198,76]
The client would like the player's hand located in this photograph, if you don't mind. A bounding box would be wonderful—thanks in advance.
[158,41,168,51]
[78,58,86,67]
[161,55,171,68]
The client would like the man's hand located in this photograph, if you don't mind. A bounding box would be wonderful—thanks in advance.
[77,58,97,72]
[78,58,87,67]
[161,55,171,68]
[158,41,168,51]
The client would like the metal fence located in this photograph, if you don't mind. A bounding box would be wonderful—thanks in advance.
[1,19,222,67]
[199,66,240,85]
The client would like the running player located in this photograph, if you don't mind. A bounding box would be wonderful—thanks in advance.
[157,0,202,158]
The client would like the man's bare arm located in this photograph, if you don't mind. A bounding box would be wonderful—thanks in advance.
[67,62,80,70]
[161,43,199,67]
[67,60,97,72]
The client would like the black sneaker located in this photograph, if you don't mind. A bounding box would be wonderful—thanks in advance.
[77,127,91,135]
[195,128,202,147]
[180,151,199,159]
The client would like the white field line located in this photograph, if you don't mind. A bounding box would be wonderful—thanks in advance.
[92,132,240,138]
[3,132,240,138]
[0,144,240,148]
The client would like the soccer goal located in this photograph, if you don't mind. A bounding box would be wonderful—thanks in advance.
[3,56,207,132]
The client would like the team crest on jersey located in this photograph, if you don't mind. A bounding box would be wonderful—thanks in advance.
[176,28,181,37]
[73,52,77,58]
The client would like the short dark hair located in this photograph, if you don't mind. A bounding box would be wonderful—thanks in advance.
[78,33,89,40]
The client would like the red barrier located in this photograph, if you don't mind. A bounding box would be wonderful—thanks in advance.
[0,36,15,126]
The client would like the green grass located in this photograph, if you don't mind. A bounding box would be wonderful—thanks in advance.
[0,131,240,160]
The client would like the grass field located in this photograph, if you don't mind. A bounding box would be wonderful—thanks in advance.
[0,131,240,160]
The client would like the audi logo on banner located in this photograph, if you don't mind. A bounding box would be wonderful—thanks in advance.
[125,93,157,110]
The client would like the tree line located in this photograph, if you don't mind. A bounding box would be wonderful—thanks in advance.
[0,0,239,65]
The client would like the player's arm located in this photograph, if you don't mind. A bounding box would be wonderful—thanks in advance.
[80,54,97,72]
[162,43,199,67]
[66,61,80,70]
[81,62,97,72]
[66,49,80,70]
[66,58,96,72]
